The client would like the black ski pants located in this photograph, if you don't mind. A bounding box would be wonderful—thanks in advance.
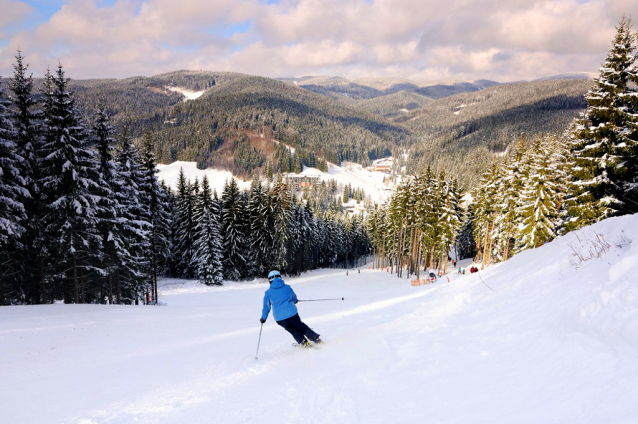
[276,313,320,344]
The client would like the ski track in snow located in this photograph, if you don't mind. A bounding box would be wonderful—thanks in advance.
[2,215,638,423]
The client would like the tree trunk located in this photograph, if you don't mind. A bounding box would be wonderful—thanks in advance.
[116,270,121,305]
[80,267,85,303]
[108,274,113,305]
[73,255,79,304]
[39,257,45,304]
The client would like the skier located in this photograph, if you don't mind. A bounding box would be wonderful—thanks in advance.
[260,270,323,347]
[428,271,437,283]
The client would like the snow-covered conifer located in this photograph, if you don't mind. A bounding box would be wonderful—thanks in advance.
[9,51,46,304]
[139,130,170,302]
[221,178,248,280]
[269,176,292,271]
[567,17,638,223]
[174,168,196,278]
[517,137,560,250]
[39,64,103,303]
[193,204,224,286]
[115,127,151,302]
[247,178,271,277]
[0,77,25,247]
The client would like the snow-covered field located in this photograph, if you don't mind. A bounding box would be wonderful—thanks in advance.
[156,161,252,195]
[2,214,638,423]
[157,160,395,202]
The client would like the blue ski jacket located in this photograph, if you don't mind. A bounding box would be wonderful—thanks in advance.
[261,277,298,322]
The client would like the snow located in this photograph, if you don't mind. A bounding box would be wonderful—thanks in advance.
[272,139,296,154]
[166,86,206,101]
[158,160,396,202]
[3,214,638,423]
[326,161,395,202]
[156,161,251,194]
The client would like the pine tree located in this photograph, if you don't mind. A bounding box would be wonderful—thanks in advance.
[39,64,103,303]
[517,137,560,250]
[0,76,27,304]
[567,17,638,224]
[0,77,25,246]
[116,127,151,303]
[472,164,500,268]
[221,178,248,280]
[174,168,196,278]
[494,137,528,259]
[436,173,460,272]
[139,130,170,302]
[193,206,224,285]
[9,51,45,303]
[269,176,292,271]
[92,100,125,303]
[163,180,179,277]
[247,178,271,277]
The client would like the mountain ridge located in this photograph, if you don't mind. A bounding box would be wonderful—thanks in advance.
[47,70,592,186]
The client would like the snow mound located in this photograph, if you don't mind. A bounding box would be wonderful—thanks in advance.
[2,215,638,423]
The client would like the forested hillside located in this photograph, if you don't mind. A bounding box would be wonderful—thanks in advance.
[67,72,409,176]
[58,70,591,187]
[402,79,591,185]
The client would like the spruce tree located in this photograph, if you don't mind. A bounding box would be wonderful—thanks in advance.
[193,206,224,285]
[247,178,271,277]
[116,127,151,302]
[517,137,560,250]
[0,76,27,304]
[92,101,125,302]
[269,176,292,271]
[174,168,196,278]
[139,130,170,302]
[10,51,45,303]
[567,17,638,224]
[39,64,103,303]
[221,178,248,280]
[0,77,25,246]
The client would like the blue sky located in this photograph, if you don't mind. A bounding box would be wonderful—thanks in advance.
[1,0,636,81]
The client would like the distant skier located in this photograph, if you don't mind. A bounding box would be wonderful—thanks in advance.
[260,270,323,347]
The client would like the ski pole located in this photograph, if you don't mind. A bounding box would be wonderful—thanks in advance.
[255,323,263,360]
[297,297,345,302]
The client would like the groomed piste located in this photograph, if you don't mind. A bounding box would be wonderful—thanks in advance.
[2,214,638,423]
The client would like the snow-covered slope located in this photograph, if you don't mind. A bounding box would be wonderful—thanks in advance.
[166,86,206,101]
[156,161,251,194]
[2,215,638,423]
[157,160,396,202]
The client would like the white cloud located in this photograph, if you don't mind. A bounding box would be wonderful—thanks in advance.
[0,0,636,81]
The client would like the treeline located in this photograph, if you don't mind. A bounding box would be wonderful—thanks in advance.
[470,135,569,267]
[0,55,169,305]
[368,17,638,277]
[366,169,462,279]
[169,172,371,283]
[403,79,591,187]
[0,55,370,305]
[471,17,638,268]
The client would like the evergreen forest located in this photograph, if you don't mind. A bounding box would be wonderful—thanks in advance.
[1,17,638,303]
[0,56,370,305]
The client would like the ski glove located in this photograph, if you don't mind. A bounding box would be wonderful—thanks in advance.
[260,318,266,324]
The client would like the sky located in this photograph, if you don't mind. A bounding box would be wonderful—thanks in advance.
[0,0,637,82]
